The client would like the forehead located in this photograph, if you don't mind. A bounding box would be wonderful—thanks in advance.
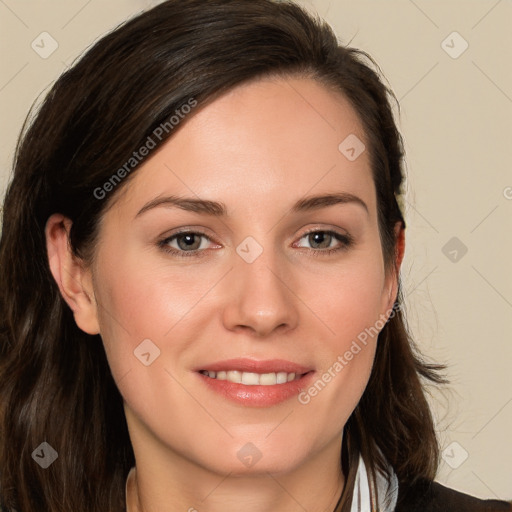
[107,76,375,221]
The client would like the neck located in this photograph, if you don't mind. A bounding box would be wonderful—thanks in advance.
[123,399,348,512]
[125,440,346,512]
[127,466,344,512]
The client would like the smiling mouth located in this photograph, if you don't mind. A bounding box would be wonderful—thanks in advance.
[198,370,306,386]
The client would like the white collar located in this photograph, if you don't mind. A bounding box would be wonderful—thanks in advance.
[351,454,398,512]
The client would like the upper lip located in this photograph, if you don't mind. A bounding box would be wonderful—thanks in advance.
[194,358,313,375]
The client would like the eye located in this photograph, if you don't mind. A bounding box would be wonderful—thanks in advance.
[294,229,353,256]
[158,228,353,259]
[158,231,215,258]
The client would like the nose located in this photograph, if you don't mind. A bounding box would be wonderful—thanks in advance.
[221,245,299,338]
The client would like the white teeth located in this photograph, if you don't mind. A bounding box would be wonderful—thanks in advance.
[201,370,301,385]
[226,370,242,383]
[241,372,260,385]
[276,372,288,384]
[259,372,277,385]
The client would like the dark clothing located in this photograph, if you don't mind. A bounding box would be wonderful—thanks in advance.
[396,478,512,511]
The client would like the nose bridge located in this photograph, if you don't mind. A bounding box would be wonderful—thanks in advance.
[221,235,298,336]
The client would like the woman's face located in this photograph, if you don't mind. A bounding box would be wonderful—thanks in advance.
[81,76,399,476]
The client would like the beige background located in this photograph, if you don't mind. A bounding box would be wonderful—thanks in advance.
[1,0,511,501]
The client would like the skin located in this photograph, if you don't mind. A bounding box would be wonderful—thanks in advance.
[46,76,405,512]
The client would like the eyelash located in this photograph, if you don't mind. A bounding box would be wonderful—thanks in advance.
[157,229,354,259]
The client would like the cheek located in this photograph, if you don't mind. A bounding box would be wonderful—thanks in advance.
[92,258,206,433]
[92,249,225,388]
[296,254,387,426]
[94,240,209,333]
[308,255,388,348]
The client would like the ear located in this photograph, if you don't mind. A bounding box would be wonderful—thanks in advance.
[394,220,406,273]
[383,221,406,313]
[45,213,100,335]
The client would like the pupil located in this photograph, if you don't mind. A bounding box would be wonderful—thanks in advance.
[311,232,329,248]
[179,234,199,250]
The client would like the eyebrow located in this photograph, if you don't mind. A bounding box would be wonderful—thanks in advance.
[135,192,368,218]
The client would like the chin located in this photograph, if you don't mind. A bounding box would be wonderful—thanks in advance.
[205,454,304,478]
[193,436,310,477]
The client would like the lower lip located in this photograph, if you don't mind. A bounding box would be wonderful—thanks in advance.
[197,371,316,407]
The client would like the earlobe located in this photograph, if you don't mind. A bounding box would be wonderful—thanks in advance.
[45,213,100,335]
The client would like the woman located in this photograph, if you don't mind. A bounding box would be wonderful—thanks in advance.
[0,0,510,511]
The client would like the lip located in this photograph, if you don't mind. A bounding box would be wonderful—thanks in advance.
[194,358,315,407]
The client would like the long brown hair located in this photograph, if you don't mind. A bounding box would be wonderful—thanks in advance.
[0,1,445,510]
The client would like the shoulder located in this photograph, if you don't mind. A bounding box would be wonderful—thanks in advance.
[395,478,512,512]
